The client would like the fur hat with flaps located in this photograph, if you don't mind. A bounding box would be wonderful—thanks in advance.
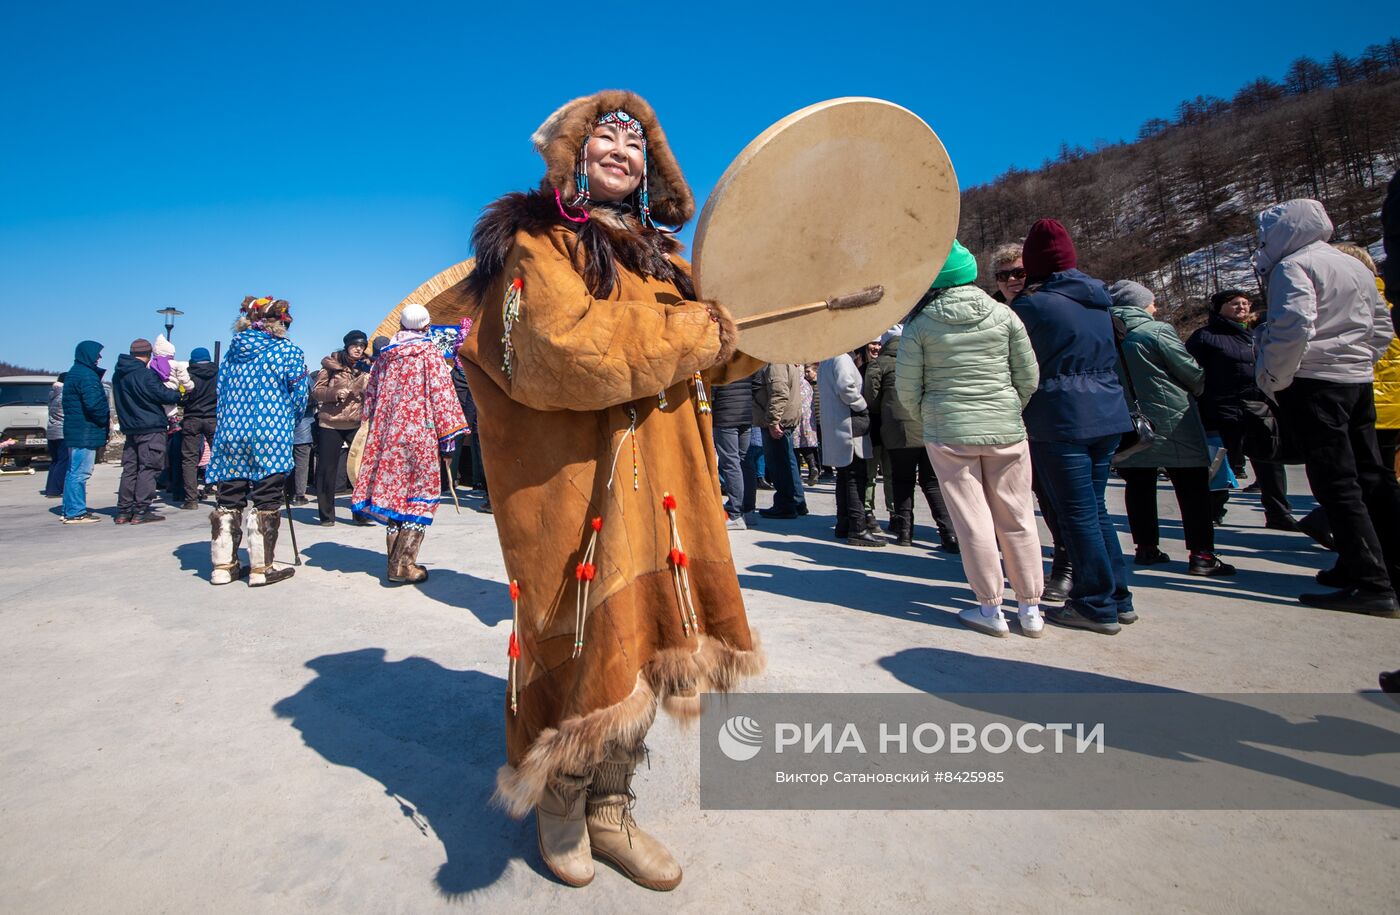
[532,90,695,227]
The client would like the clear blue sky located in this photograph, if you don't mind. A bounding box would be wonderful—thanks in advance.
[1,1,1386,371]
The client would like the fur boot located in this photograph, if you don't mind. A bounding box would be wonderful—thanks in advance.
[247,508,294,587]
[536,773,594,887]
[388,527,428,584]
[385,524,401,580]
[209,508,247,585]
[586,743,682,891]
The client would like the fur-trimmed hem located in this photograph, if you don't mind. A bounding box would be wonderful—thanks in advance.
[704,301,740,369]
[493,632,765,818]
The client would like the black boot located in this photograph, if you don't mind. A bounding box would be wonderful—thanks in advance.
[891,512,913,547]
[937,526,959,554]
[1043,545,1071,603]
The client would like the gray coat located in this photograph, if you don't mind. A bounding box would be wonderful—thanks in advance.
[46,382,64,440]
[1254,198,1392,395]
[818,354,868,467]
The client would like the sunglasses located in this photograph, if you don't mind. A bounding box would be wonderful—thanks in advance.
[996,268,1027,282]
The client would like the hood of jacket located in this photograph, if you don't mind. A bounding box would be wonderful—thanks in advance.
[918,284,996,326]
[111,352,148,381]
[1032,269,1114,312]
[188,359,218,382]
[73,340,104,374]
[1254,199,1333,274]
[1111,304,1155,331]
[376,333,436,366]
[320,350,364,375]
[227,328,284,365]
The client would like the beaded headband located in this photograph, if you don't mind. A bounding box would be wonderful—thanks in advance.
[571,110,653,226]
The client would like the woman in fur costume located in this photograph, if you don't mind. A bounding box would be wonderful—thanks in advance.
[351,303,469,583]
[453,91,764,890]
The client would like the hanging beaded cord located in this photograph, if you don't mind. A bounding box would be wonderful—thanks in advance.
[500,277,522,377]
[572,110,653,227]
[508,580,521,714]
[694,373,711,414]
[663,492,701,636]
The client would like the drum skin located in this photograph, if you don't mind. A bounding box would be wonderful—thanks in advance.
[693,98,959,365]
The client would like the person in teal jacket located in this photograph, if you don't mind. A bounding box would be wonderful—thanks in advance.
[896,240,1045,638]
[1108,280,1234,577]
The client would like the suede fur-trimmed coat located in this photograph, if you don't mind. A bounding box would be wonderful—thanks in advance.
[448,90,766,816]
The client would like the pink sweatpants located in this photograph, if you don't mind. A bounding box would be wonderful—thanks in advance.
[926,440,1044,604]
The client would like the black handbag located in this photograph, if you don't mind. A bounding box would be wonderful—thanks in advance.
[1110,316,1158,465]
[849,406,871,439]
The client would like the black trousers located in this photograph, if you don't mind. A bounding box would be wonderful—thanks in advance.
[834,457,870,536]
[1119,465,1215,554]
[888,446,952,531]
[219,473,288,511]
[117,431,167,515]
[180,415,217,502]
[1212,416,1290,521]
[1029,454,1063,547]
[1279,379,1400,593]
[316,425,358,522]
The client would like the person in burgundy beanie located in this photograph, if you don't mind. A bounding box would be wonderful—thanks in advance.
[1022,218,1078,278]
[1010,219,1135,635]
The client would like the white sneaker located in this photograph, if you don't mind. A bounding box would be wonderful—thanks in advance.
[1017,602,1045,638]
[959,604,1009,637]
[726,515,747,531]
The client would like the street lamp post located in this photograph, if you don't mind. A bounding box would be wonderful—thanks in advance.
[156,307,184,341]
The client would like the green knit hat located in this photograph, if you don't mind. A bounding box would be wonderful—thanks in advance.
[931,239,977,289]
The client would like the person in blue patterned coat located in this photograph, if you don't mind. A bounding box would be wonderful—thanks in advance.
[206,296,310,587]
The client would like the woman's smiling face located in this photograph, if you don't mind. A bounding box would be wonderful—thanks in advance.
[585,121,645,203]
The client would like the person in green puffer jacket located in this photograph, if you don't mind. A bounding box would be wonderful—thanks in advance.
[895,240,1045,638]
[1107,280,1234,577]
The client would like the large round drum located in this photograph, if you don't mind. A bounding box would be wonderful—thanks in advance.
[693,98,959,365]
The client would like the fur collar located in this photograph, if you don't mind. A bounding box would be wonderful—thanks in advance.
[465,190,695,303]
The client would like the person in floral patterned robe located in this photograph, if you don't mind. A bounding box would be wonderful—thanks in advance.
[351,303,469,584]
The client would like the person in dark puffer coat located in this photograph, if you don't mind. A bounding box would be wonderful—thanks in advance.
[711,372,757,527]
[1185,290,1293,529]
[1011,219,1135,635]
[60,340,110,522]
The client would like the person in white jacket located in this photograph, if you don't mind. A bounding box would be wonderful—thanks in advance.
[1254,198,1400,617]
[818,352,882,547]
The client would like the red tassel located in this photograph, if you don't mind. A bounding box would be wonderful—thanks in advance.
[591,516,603,532]
[508,631,520,659]
[669,548,688,568]
[511,276,523,291]
[582,563,596,581]
[576,562,586,580]
[509,580,520,601]
[662,493,677,511]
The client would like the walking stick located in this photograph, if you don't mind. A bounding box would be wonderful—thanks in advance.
[441,454,461,514]
[283,490,303,565]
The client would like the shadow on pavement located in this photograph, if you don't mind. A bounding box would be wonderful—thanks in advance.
[272,648,539,896]
[300,542,512,625]
[881,647,1400,807]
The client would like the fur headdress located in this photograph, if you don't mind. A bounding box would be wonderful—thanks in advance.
[234,295,293,336]
[531,90,694,228]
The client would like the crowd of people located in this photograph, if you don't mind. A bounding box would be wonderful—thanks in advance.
[24,85,1400,891]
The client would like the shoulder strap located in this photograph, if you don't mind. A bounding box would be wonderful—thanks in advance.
[1111,314,1142,406]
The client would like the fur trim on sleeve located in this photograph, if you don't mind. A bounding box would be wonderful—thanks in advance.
[705,300,740,368]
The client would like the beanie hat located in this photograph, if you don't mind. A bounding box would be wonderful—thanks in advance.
[400,303,431,331]
[1022,219,1077,279]
[343,329,368,348]
[130,338,153,357]
[190,347,211,362]
[154,334,176,357]
[1211,289,1251,313]
[371,335,390,354]
[880,325,903,346]
[1108,279,1154,311]
[930,240,977,289]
